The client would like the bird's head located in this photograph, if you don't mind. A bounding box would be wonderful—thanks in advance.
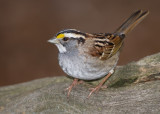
[48,29,86,53]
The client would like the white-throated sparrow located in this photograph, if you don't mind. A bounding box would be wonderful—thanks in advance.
[48,10,149,98]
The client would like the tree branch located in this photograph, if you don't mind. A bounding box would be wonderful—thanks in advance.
[0,53,160,113]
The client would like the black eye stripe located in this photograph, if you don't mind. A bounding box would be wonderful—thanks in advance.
[78,37,85,44]
[79,37,85,42]
[62,37,85,44]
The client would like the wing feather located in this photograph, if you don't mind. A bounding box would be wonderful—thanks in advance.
[89,34,124,60]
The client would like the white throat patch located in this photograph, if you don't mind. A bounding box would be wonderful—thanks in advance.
[55,44,67,53]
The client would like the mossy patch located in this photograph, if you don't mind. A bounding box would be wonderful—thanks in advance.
[110,77,138,88]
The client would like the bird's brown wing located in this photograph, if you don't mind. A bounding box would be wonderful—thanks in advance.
[89,10,149,60]
[90,33,124,60]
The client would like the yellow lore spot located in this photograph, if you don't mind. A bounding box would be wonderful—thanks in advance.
[56,34,65,39]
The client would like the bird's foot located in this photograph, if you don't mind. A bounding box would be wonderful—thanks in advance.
[65,78,83,97]
[88,84,107,98]
[87,71,112,98]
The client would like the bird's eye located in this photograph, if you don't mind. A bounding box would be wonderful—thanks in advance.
[63,37,69,41]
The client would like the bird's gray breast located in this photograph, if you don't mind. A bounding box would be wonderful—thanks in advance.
[58,51,119,80]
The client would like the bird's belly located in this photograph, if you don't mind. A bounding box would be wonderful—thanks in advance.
[59,52,119,80]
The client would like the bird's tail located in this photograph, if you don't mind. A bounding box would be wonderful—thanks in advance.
[114,10,149,35]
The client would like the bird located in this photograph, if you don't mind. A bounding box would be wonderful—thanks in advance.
[48,10,149,98]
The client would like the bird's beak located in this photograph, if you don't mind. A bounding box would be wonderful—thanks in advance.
[48,38,59,44]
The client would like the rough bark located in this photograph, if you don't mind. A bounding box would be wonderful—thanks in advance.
[0,53,160,114]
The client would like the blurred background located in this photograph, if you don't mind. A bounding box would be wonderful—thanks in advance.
[0,0,160,86]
